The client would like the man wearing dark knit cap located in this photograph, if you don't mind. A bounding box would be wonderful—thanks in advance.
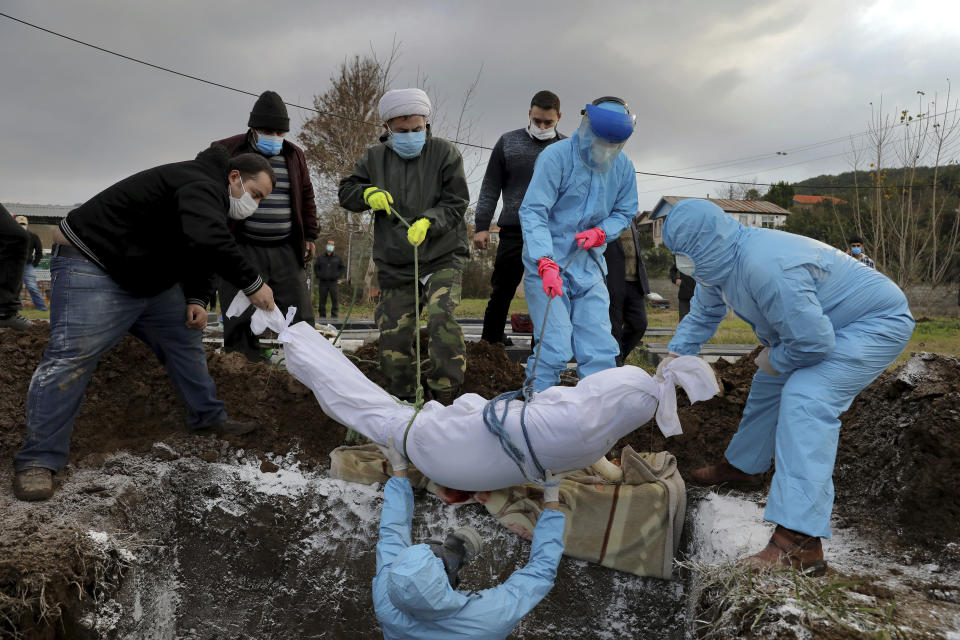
[214,90,320,362]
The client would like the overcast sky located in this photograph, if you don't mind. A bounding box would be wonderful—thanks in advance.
[2,0,959,214]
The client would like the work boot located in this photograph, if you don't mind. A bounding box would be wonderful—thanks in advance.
[0,314,32,331]
[13,467,54,501]
[741,525,827,576]
[689,458,764,489]
[192,418,257,437]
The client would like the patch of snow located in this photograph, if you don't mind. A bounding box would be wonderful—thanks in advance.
[689,491,770,563]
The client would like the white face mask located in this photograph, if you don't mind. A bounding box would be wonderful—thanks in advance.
[228,175,259,220]
[675,254,696,277]
[528,121,557,140]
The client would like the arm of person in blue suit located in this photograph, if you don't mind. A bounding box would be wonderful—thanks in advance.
[597,159,640,243]
[753,266,835,375]
[518,149,563,261]
[668,283,728,355]
[472,509,566,635]
[376,476,414,576]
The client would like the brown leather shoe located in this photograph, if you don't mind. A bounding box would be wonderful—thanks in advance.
[14,467,54,501]
[741,525,827,576]
[689,459,764,489]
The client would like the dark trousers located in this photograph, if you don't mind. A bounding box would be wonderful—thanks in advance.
[679,298,691,322]
[609,279,649,364]
[219,242,314,362]
[0,211,30,317]
[481,229,524,344]
[317,280,339,317]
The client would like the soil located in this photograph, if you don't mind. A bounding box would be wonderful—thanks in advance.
[350,329,527,397]
[834,352,960,548]
[615,347,764,475]
[3,322,959,637]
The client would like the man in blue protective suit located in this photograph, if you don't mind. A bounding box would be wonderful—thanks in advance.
[372,437,566,639]
[652,198,914,574]
[518,96,639,391]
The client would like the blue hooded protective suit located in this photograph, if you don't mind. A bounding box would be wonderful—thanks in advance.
[373,477,566,639]
[518,133,639,391]
[663,199,914,538]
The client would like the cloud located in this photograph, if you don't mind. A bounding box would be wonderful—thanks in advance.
[0,0,957,211]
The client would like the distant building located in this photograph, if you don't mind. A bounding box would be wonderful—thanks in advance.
[2,202,75,249]
[792,195,848,209]
[640,196,791,247]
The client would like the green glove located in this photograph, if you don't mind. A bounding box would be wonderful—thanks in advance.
[363,187,394,213]
[407,218,431,246]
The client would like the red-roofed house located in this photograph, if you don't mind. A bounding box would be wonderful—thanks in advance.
[793,195,848,209]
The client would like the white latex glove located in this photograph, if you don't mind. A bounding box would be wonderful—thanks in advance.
[542,469,575,504]
[756,346,780,376]
[655,353,681,381]
[376,436,408,471]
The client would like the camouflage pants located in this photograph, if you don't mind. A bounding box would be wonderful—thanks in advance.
[375,268,465,398]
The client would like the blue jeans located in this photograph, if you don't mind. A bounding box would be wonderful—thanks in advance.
[22,263,47,311]
[14,254,227,472]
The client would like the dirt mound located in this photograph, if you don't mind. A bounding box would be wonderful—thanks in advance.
[834,352,960,547]
[616,347,960,549]
[615,348,762,475]
[351,330,527,397]
[0,325,346,470]
[0,326,526,472]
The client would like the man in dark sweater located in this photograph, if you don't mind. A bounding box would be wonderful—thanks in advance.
[669,259,697,321]
[314,238,345,318]
[13,147,276,502]
[605,215,650,365]
[474,91,564,344]
[16,216,47,311]
[214,90,320,361]
[0,203,31,330]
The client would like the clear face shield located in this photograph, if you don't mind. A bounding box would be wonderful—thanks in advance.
[576,99,636,173]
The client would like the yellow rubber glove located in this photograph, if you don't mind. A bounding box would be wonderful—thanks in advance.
[363,186,394,213]
[407,218,431,246]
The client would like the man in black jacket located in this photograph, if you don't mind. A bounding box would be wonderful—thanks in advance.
[474,91,564,344]
[13,146,276,502]
[605,215,650,365]
[669,259,697,321]
[314,238,345,319]
[0,203,31,330]
[214,90,320,361]
[16,216,48,311]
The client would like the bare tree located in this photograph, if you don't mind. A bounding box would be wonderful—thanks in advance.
[925,81,960,286]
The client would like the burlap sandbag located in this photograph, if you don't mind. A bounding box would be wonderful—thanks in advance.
[329,444,685,579]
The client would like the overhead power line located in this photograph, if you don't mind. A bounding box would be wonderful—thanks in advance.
[1,11,951,192]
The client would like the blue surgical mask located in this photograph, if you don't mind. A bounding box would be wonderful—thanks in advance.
[255,133,284,156]
[326,244,334,252]
[390,130,426,159]
[675,254,696,277]
[851,246,862,256]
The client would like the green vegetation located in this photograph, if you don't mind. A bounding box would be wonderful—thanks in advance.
[19,303,959,369]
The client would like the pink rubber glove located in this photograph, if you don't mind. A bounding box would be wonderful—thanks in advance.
[574,227,606,249]
[537,258,564,298]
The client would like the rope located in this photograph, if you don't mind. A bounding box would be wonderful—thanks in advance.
[481,250,583,486]
[373,205,426,458]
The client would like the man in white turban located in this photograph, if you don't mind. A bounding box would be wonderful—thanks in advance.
[339,90,470,404]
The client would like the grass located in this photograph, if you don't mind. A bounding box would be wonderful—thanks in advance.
[19,301,960,368]
[682,560,906,639]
